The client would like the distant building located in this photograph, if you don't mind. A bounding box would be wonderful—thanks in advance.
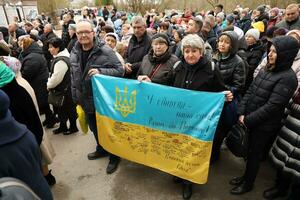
[0,0,38,26]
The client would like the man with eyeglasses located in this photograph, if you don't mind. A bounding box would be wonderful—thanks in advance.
[124,16,151,79]
[70,20,124,174]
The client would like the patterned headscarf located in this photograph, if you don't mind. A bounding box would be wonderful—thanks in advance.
[0,56,21,74]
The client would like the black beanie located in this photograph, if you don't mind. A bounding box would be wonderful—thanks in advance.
[151,33,170,46]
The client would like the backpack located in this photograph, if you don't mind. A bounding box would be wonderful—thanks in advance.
[0,177,41,200]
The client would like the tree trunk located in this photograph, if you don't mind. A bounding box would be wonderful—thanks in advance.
[37,0,59,26]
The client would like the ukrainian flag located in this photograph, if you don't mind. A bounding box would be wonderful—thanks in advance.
[92,75,225,184]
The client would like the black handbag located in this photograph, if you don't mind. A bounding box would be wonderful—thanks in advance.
[225,122,249,158]
[48,89,66,107]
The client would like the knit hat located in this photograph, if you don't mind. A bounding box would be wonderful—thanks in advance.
[226,14,235,23]
[270,7,279,16]
[245,28,260,41]
[216,12,225,21]
[0,61,15,88]
[175,29,185,40]
[0,56,21,74]
[273,27,289,37]
[252,21,265,33]
[151,33,170,46]
[256,5,266,14]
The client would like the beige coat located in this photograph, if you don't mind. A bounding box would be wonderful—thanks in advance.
[16,72,56,164]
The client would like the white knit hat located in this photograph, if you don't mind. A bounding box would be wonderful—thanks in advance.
[245,28,260,41]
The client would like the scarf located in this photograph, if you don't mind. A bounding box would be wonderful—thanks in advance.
[0,61,15,88]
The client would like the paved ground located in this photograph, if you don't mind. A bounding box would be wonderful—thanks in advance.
[47,124,283,200]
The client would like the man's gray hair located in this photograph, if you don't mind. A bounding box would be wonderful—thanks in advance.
[181,34,205,54]
[131,16,146,26]
[77,19,95,29]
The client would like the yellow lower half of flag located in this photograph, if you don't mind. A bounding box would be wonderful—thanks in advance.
[96,113,213,184]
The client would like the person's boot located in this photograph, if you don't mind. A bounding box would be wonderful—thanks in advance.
[106,156,120,174]
[44,170,56,186]
[46,116,59,128]
[263,186,287,199]
[53,124,68,134]
[229,176,244,186]
[182,182,193,200]
[230,182,253,195]
[87,150,109,160]
[65,121,79,135]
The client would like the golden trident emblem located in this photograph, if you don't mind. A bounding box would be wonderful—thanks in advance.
[114,86,137,117]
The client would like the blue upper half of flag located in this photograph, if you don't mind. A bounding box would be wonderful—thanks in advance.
[92,75,225,141]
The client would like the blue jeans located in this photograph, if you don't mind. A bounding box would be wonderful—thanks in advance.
[86,113,106,153]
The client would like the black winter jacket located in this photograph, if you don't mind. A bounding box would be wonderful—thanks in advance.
[138,49,179,85]
[237,15,252,33]
[238,36,299,132]
[70,39,124,113]
[270,91,300,181]
[61,20,75,48]
[21,42,49,109]
[245,41,265,89]
[213,31,246,94]
[125,32,151,79]
[172,55,226,92]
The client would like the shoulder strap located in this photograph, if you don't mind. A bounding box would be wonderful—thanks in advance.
[173,61,181,69]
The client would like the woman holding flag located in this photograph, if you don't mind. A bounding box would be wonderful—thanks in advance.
[139,33,233,200]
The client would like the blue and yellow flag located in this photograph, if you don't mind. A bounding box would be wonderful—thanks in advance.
[92,75,225,184]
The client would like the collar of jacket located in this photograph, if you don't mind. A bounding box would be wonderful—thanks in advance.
[131,32,148,43]
[182,54,209,72]
[73,38,105,55]
[148,48,171,64]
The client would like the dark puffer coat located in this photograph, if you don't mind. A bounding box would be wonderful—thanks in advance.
[245,41,265,89]
[70,39,124,114]
[270,89,300,181]
[238,36,299,134]
[213,31,246,94]
[172,55,226,92]
[21,42,49,110]
[138,49,179,86]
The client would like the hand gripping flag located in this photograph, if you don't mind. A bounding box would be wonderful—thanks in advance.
[92,75,225,184]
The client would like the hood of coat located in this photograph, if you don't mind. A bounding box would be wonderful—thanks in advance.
[219,31,239,56]
[268,36,299,72]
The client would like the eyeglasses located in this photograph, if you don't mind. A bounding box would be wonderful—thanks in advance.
[76,30,93,36]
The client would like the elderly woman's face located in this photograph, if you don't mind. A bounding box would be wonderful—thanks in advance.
[183,47,202,65]
[105,36,117,49]
[152,40,168,57]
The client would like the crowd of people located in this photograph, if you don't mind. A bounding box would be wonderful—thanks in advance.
[0,3,300,200]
